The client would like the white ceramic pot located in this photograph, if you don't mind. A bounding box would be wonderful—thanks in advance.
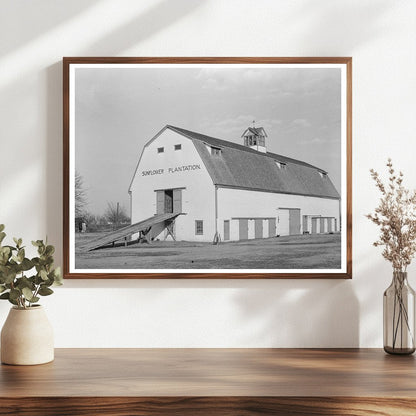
[1,305,54,365]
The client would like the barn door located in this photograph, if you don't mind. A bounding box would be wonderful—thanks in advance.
[320,218,325,233]
[312,218,317,234]
[239,219,248,240]
[289,209,301,235]
[156,191,164,214]
[224,220,230,240]
[254,219,263,238]
[278,209,290,236]
[173,189,182,213]
[164,190,173,213]
[327,218,333,233]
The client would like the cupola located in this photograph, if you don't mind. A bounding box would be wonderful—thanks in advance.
[241,124,267,153]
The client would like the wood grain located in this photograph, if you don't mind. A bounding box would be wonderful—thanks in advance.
[63,57,352,279]
[1,397,416,416]
[4,348,414,397]
[1,349,415,415]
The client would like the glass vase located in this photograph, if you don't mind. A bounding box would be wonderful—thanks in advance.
[383,271,415,355]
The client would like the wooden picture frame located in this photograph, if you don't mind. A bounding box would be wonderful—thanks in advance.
[63,57,352,279]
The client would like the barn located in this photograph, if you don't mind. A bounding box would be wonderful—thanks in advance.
[127,124,340,243]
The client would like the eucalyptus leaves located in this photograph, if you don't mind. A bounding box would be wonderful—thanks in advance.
[0,224,62,309]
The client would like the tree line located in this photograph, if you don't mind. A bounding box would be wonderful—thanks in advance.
[75,171,130,232]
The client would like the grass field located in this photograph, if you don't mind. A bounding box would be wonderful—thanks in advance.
[75,233,341,270]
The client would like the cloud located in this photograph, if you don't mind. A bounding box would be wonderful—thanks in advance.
[290,118,312,128]
[299,137,333,145]
[195,67,278,92]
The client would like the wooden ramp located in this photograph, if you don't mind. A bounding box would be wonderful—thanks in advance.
[80,213,181,252]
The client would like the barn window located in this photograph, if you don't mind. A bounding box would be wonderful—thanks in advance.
[174,144,182,150]
[157,147,164,153]
[195,220,204,235]
[211,146,221,156]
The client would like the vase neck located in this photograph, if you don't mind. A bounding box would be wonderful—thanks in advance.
[393,271,408,284]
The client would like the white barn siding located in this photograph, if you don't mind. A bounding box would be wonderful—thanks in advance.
[217,187,339,241]
[247,220,255,240]
[278,209,290,236]
[129,129,215,242]
[230,219,239,241]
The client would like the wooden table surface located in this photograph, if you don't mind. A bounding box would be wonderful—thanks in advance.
[1,348,415,415]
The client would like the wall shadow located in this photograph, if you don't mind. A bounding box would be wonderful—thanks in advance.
[81,0,205,56]
[46,62,63,263]
[0,0,101,57]
[287,0,393,52]
[232,279,359,347]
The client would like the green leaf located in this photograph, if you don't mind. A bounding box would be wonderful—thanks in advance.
[34,275,43,285]
[17,276,35,290]
[0,285,6,293]
[5,245,17,251]
[0,232,6,244]
[8,297,18,306]
[0,224,4,232]
[17,248,25,263]
[2,271,16,285]
[0,246,11,257]
[43,256,54,266]
[38,245,46,256]
[52,267,63,285]
[39,269,48,281]
[9,288,21,301]
[0,248,10,265]
[0,291,9,299]
[45,245,55,256]
[38,287,53,296]
[13,237,22,248]
[20,258,33,271]
[32,240,43,247]
[22,287,34,300]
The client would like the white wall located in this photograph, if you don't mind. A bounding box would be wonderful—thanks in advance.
[218,187,340,239]
[130,128,216,242]
[0,0,415,347]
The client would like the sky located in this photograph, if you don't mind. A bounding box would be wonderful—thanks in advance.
[75,65,342,216]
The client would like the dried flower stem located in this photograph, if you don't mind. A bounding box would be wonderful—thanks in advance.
[366,159,416,272]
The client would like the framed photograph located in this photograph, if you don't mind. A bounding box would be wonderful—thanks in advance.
[63,57,352,279]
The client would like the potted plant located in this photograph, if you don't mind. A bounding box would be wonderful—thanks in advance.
[367,159,416,354]
[0,224,62,365]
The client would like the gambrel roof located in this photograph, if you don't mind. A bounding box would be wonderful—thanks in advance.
[166,125,340,200]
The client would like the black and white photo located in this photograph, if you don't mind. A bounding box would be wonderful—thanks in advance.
[63,58,352,279]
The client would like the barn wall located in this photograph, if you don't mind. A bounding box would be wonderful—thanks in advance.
[130,129,216,242]
[217,187,340,240]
